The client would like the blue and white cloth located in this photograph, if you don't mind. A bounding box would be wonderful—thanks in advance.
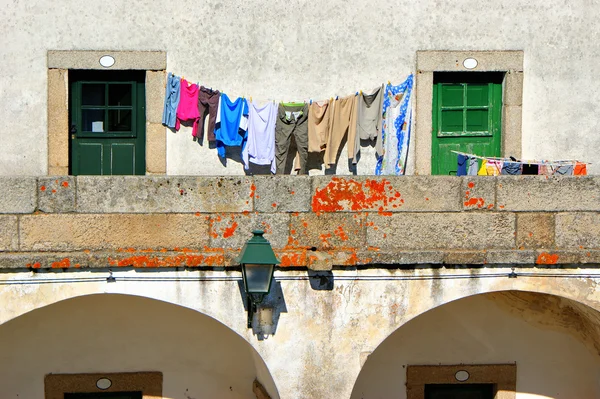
[376,74,413,175]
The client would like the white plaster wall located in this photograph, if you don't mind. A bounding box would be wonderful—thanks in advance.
[1,0,600,175]
[1,268,600,398]
[0,293,278,399]
[351,292,600,399]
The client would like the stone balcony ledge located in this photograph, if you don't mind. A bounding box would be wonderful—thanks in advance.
[0,175,598,270]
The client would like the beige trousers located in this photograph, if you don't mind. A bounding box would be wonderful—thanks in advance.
[324,95,358,166]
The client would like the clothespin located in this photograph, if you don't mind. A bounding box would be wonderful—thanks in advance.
[355,91,359,96]
[330,97,333,102]
[250,96,253,102]
[387,80,391,85]
[181,76,185,82]
[310,99,313,105]
[360,90,363,95]
[335,95,339,100]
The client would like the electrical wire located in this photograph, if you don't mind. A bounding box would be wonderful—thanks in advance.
[0,270,599,285]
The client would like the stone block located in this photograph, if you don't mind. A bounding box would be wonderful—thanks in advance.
[38,177,76,213]
[415,71,433,175]
[516,213,555,249]
[485,250,536,264]
[210,212,289,249]
[462,177,496,211]
[497,176,600,211]
[77,176,253,213]
[146,71,165,124]
[443,251,486,264]
[48,50,166,70]
[416,50,524,72]
[254,175,311,212]
[0,177,36,213]
[0,216,18,251]
[276,249,308,267]
[290,213,366,250]
[367,213,515,250]
[146,123,167,174]
[504,71,523,106]
[47,68,69,171]
[556,213,600,249]
[355,250,444,265]
[534,250,583,265]
[502,105,522,158]
[311,176,461,213]
[19,214,210,251]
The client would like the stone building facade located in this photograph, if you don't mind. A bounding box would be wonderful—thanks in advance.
[2,0,600,398]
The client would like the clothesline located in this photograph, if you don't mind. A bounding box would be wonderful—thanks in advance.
[172,74,395,106]
[450,151,590,167]
[163,72,415,175]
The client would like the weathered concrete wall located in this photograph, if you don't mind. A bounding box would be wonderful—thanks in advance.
[1,175,600,269]
[1,0,600,175]
[352,291,600,399]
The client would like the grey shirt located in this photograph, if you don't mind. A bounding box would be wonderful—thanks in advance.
[356,85,384,158]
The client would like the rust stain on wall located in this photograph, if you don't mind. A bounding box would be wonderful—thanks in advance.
[311,177,402,212]
[536,252,559,264]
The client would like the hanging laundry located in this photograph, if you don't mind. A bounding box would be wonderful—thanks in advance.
[324,95,359,166]
[501,161,522,175]
[197,86,220,143]
[308,100,331,153]
[376,75,414,175]
[537,163,549,176]
[574,162,587,175]
[356,85,384,158]
[457,154,468,176]
[214,94,249,158]
[243,101,278,173]
[522,163,538,175]
[162,72,180,129]
[176,79,201,137]
[467,157,479,175]
[275,102,309,175]
[552,164,574,175]
[477,160,488,176]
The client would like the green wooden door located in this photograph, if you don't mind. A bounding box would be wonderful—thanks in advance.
[425,383,494,399]
[70,71,146,175]
[431,72,503,175]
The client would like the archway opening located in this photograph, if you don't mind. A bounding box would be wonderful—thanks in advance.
[0,293,278,399]
[351,290,600,399]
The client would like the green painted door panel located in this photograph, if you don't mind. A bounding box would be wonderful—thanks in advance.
[75,142,103,175]
[110,142,136,175]
[432,72,503,175]
[70,71,145,176]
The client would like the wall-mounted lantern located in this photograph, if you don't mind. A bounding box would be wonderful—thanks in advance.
[238,230,280,328]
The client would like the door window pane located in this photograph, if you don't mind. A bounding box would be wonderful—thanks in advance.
[82,109,105,132]
[108,109,132,132]
[466,84,489,107]
[466,109,489,132]
[441,85,464,107]
[440,109,463,132]
[82,84,105,106]
[109,84,132,106]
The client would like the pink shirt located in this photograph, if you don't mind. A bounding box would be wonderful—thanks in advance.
[176,80,201,137]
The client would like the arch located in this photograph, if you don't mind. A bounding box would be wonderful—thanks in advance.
[351,289,600,399]
[0,293,279,399]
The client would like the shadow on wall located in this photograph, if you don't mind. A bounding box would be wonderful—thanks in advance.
[0,293,279,399]
[350,290,600,399]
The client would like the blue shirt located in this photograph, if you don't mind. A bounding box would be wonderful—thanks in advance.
[161,72,180,129]
[215,94,249,158]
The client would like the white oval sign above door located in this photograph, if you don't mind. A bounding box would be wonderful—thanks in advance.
[99,55,115,68]
[463,58,478,69]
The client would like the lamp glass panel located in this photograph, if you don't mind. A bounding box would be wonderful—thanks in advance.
[244,263,274,293]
